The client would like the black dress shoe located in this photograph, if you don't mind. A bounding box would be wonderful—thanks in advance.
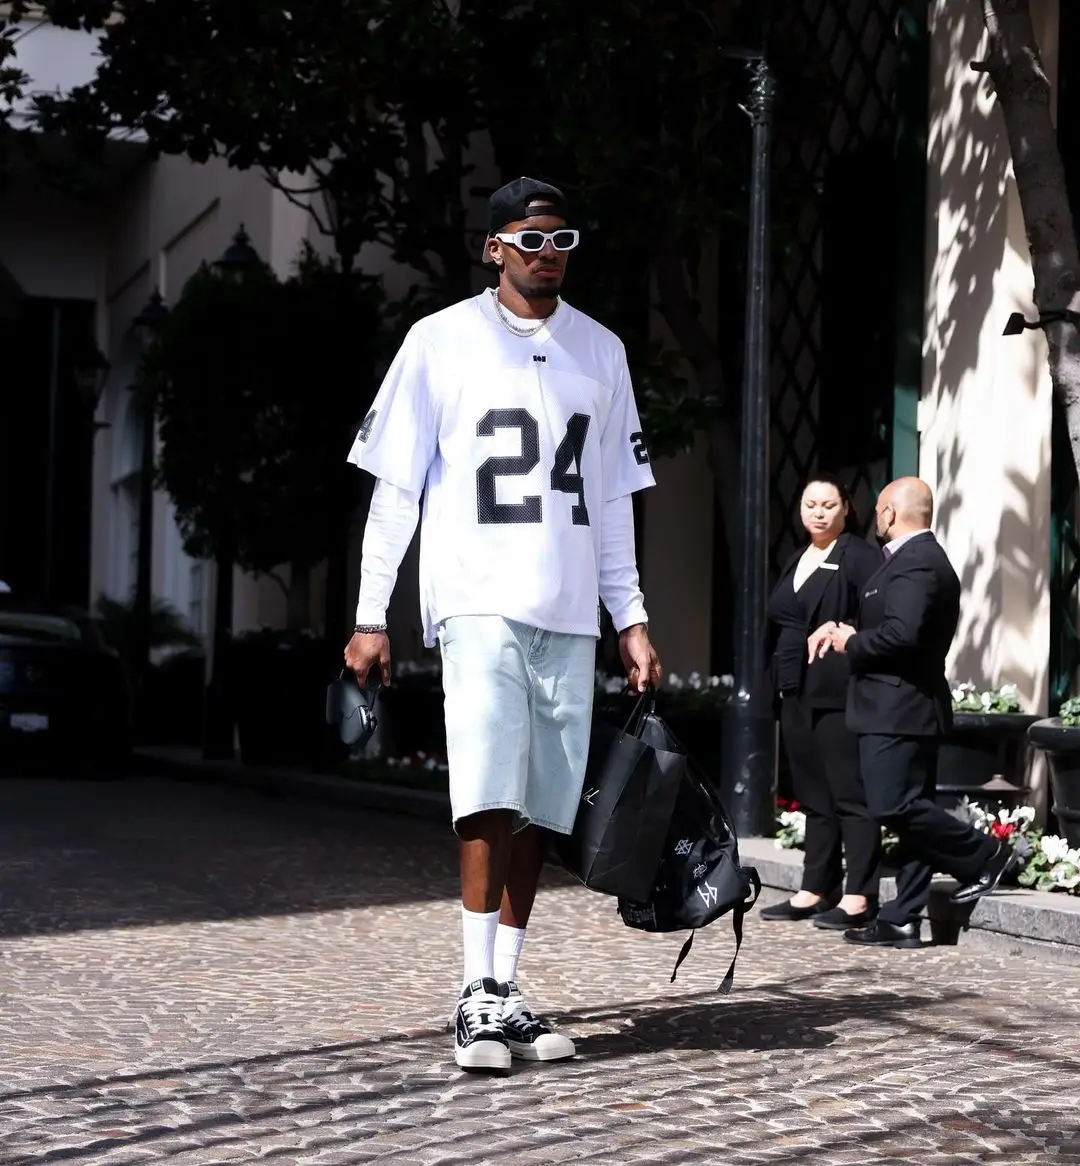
[759,896,839,922]
[813,905,878,931]
[842,919,922,948]
[949,842,1020,905]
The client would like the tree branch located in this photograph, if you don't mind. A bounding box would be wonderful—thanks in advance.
[978,0,1080,478]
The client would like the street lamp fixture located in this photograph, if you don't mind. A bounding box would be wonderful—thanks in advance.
[213,224,260,276]
[1003,309,1080,336]
[132,288,170,345]
[72,342,111,411]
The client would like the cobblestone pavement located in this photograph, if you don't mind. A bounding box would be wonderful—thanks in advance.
[1,773,1079,1165]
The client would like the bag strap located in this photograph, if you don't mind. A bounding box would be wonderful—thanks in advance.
[339,668,382,697]
[716,868,762,996]
[667,867,763,994]
[621,686,657,736]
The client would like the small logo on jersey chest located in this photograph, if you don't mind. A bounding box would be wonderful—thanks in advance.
[533,354,546,363]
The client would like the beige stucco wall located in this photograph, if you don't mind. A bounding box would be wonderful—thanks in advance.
[920,0,1058,719]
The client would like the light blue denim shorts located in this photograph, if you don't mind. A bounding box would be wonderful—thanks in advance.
[438,616,597,835]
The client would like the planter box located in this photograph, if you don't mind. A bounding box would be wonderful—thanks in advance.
[935,712,1037,809]
[1028,718,1080,848]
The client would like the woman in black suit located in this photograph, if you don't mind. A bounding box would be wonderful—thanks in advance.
[759,475,884,930]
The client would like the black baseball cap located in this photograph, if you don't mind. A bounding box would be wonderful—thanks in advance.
[484,177,568,262]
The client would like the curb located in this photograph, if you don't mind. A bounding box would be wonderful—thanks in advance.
[134,747,451,824]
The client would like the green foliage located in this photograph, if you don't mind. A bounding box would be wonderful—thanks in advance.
[33,0,485,281]
[1060,697,1080,727]
[142,249,383,578]
[27,0,832,471]
[0,5,31,190]
[950,682,1023,715]
[93,593,202,657]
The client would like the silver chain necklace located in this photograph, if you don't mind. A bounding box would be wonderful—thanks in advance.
[490,287,560,337]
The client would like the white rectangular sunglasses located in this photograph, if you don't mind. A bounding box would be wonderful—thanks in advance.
[492,228,580,253]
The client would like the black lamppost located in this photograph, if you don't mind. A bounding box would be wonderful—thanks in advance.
[199,226,262,759]
[130,289,170,693]
[720,33,779,838]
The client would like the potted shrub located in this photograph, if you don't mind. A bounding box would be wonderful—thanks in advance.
[1028,697,1080,848]
[935,682,1037,809]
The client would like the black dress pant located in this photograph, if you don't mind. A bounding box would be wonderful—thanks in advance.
[780,693,881,898]
[858,734,999,925]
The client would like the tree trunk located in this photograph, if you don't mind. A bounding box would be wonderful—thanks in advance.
[978,0,1080,478]
[202,548,235,760]
[286,561,311,632]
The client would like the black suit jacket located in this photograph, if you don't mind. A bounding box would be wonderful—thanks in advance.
[763,532,884,712]
[845,531,961,737]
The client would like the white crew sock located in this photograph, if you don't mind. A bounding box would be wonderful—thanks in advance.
[460,907,500,989]
[493,924,527,985]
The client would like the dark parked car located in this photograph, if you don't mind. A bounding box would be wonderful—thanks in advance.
[0,596,133,770]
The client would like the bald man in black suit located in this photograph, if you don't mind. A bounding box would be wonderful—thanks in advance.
[809,477,1017,948]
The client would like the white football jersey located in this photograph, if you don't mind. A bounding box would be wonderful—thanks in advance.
[346,291,655,646]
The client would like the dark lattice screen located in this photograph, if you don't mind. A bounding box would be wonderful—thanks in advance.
[768,0,904,572]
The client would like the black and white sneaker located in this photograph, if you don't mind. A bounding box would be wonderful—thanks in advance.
[454,978,510,1072]
[499,981,575,1062]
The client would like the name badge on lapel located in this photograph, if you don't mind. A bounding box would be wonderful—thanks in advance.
[864,588,879,598]
[819,562,839,571]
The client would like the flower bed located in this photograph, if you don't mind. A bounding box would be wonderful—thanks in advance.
[774,797,1080,895]
[339,750,449,792]
[950,681,1022,714]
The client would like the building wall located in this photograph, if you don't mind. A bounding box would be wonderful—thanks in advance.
[920,0,1058,718]
[88,156,318,651]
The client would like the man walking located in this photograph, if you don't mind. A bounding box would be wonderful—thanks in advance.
[343,177,661,1072]
[809,477,1017,948]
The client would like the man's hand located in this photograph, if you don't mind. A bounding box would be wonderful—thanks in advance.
[830,623,856,654]
[344,631,392,687]
[808,621,838,662]
[619,623,661,693]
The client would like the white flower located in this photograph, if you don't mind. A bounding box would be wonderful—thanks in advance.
[720,674,734,687]
[1041,834,1072,864]
[603,675,624,694]
[424,758,437,770]
[1000,683,1018,697]
[667,672,685,690]
[707,675,722,688]
[980,690,993,710]
[688,671,703,690]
